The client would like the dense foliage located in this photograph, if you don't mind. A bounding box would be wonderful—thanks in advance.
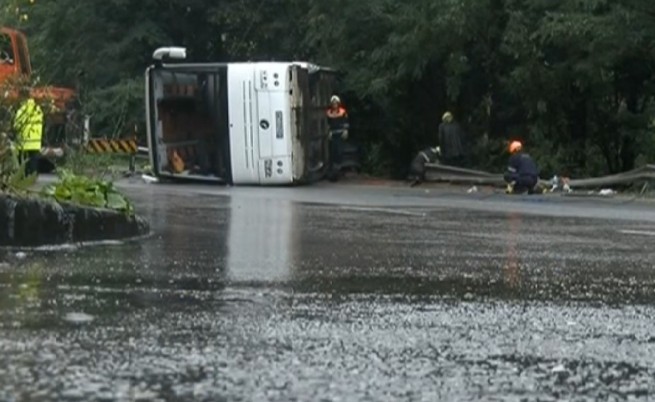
[3,0,655,177]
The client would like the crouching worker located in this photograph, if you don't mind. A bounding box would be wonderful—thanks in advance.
[504,141,539,194]
[408,146,440,186]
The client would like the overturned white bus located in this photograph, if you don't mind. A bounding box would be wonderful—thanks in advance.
[145,47,337,185]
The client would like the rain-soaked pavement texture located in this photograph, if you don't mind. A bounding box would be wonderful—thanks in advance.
[1,181,655,401]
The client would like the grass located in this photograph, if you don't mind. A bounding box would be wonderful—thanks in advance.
[59,150,148,179]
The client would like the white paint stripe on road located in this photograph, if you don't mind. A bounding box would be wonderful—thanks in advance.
[340,206,427,217]
[619,230,655,237]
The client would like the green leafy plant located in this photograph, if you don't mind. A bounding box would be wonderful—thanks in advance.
[41,169,134,215]
[0,92,38,196]
[0,144,38,195]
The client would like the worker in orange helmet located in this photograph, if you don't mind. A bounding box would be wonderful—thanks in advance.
[504,140,540,194]
[326,95,349,181]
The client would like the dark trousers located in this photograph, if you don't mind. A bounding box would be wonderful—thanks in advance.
[327,134,344,181]
[18,150,40,176]
[506,174,538,194]
[408,157,427,185]
[329,135,343,170]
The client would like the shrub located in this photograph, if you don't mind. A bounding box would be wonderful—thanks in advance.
[41,169,134,215]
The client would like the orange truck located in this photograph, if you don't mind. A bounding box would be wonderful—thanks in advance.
[0,26,78,154]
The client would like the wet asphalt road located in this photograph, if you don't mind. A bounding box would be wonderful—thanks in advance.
[1,179,655,401]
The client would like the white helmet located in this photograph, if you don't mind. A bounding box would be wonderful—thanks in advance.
[330,95,341,104]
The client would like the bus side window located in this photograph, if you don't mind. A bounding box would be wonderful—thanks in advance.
[0,34,15,65]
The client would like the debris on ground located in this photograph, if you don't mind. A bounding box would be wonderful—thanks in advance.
[141,174,159,184]
[63,312,95,324]
[549,175,571,193]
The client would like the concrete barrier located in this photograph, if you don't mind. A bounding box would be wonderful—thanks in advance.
[0,194,149,247]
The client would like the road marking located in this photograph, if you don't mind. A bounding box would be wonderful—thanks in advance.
[340,206,427,217]
[619,230,655,237]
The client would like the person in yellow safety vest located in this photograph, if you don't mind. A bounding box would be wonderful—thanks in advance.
[13,88,43,176]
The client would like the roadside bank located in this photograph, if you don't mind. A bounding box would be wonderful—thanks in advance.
[0,194,149,248]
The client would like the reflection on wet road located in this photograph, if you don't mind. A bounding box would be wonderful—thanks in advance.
[1,184,655,400]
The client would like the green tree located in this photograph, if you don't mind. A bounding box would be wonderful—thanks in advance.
[212,0,313,61]
[305,0,515,174]
[4,0,654,177]
[10,0,223,138]
[501,0,655,174]
[307,0,655,176]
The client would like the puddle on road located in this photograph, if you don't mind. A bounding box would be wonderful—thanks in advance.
[2,194,655,399]
[2,195,655,326]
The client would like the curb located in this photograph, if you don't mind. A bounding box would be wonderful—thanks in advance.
[0,194,149,247]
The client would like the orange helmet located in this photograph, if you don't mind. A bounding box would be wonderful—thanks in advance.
[509,141,523,154]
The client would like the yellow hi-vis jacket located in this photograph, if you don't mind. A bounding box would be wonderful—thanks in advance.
[13,98,44,152]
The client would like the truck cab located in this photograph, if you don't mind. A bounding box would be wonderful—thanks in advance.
[0,26,31,80]
[0,26,77,110]
[0,26,78,150]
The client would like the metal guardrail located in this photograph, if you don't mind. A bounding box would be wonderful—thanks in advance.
[424,163,655,189]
